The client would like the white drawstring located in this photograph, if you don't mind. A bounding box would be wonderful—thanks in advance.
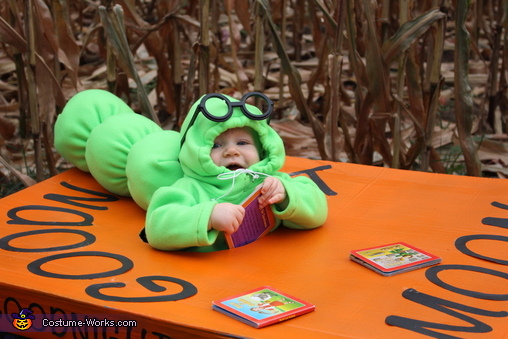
[212,168,271,201]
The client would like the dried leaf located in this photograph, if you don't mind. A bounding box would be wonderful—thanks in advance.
[0,154,37,187]
[99,4,159,123]
[234,1,252,35]
[0,16,27,51]
[0,116,16,140]
[363,0,392,113]
[270,119,321,159]
[454,0,481,176]
[52,0,81,89]
[478,135,508,163]
[382,8,446,64]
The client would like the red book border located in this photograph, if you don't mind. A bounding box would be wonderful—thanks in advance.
[212,286,315,327]
[349,242,441,273]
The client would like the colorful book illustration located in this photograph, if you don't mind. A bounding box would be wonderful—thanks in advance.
[349,242,441,276]
[225,185,276,248]
[212,286,315,328]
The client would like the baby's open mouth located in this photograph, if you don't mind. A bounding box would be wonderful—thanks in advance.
[227,164,244,171]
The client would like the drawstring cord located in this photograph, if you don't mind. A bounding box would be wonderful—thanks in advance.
[212,169,271,201]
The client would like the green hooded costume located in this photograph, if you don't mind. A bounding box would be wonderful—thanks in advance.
[54,89,327,252]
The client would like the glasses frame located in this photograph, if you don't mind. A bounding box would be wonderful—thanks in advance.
[180,92,274,147]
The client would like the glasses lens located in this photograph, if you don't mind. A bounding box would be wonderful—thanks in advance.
[202,94,231,122]
[242,92,273,120]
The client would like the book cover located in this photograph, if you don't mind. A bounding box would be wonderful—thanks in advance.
[225,185,276,248]
[349,242,441,276]
[212,286,315,328]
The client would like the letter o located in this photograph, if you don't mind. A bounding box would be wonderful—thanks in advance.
[27,251,133,280]
[426,264,508,300]
[455,234,508,265]
[7,205,93,226]
[0,229,95,252]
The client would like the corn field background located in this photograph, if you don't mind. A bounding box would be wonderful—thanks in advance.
[1,0,508,198]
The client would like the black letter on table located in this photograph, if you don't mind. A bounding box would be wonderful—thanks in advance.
[44,181,119,210]
[425,265,508,301]
[7,205,94,226]
[455,234,508,265]
[85,275,198,302]
[290,165,337,196]
[0,229,95,252]
[27,251,133,279]
[482,201,508,229]
[386,288,508,339]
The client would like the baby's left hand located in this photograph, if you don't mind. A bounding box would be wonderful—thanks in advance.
[258,177,287,209]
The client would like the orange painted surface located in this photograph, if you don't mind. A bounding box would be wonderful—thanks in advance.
[0,156,507,338]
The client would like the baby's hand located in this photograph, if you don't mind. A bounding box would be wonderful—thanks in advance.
[209,203,245,234]
[258,177,287,209]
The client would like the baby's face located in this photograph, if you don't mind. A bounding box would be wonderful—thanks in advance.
[211,127,260,170]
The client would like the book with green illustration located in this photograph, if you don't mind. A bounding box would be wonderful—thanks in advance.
[350,242,441,276]
[212,286,315,328]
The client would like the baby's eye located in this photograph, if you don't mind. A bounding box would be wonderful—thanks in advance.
[212,143,221,148]
[237,140,250,146]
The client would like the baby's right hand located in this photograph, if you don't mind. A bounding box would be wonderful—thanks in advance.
[208,203,245,234]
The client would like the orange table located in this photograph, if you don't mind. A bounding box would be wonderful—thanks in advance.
[0,156,507,338]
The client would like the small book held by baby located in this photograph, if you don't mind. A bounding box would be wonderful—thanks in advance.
[225,185,276,248]
[212,286,315,328]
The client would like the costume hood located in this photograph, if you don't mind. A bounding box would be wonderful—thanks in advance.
[179,93,285,192]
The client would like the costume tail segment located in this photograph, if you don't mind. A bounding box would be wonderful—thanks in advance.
[55,89,183,209]
[54,89,135,172]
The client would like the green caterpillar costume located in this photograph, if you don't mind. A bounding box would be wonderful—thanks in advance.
[55,89,327,252]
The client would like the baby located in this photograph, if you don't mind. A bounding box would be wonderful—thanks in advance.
[145,92,328,252]
[208,127,288,235]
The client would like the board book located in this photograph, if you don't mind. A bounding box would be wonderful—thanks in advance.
[212,286,315,328]
[349,242,441,276]
[225,185,276,248]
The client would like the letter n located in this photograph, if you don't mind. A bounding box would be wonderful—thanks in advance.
[385,289,508,339]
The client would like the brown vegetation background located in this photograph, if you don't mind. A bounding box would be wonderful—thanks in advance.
[1,0,508,197]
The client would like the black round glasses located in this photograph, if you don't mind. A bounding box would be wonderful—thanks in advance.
[180,92,274,147]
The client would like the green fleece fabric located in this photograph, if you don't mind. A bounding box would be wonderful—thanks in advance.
[86,113,162,196]
[54,89,135,172]
[54,89,183,204]
[55,90,327,252]
[126,130,183,209]
[145,95,328,252]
